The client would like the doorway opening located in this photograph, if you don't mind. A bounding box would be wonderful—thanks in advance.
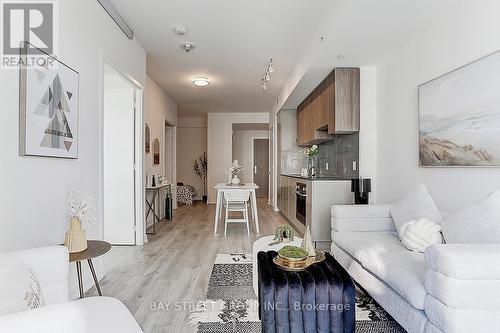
[102,63,142,245]
[164,120,176,209]
[232,123,269,198]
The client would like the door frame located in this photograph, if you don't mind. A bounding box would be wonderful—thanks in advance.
[163,118,177,209]
[99,58,145,246]
[251,137,270,197]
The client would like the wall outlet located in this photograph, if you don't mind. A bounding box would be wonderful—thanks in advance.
[325,162,329,170]
[352,161,357,171]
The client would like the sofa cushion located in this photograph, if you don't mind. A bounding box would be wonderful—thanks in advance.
[440,191,500,243]
[333,232,427,310]
[0,252,45,316]
[390,184,443,237]
[400,219,443,253]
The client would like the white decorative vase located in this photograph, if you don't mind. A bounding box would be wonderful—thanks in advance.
[301,225,316,257]
[64,217,88,253]
[232,175,241,185]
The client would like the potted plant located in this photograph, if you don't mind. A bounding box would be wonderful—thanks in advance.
[273,225,295,243]
[193,152,208,202]
[302,145,319,177]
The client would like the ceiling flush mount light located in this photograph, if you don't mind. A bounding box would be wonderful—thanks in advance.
[174,26,188,35]
[193,77,209,87]
[181,42,195,53]
[261,58,274,90]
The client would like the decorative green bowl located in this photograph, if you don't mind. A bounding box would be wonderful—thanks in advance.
[278,245,308,262]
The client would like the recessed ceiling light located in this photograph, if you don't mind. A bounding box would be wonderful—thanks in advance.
[193,77,209,87]
[181,42,195,53]
[174,26,188,35]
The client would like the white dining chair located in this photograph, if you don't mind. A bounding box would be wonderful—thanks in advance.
[223,189,250,236]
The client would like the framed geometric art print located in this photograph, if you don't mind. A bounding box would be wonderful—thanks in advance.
[19,41,79,158]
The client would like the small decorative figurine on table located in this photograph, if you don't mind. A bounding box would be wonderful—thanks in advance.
[226,160,244,185]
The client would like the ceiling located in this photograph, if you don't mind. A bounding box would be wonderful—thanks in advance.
[109,0,462,115]
[281,0,463,109]
[109,0,333,115]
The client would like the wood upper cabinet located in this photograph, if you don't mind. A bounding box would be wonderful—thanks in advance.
[297,67,359,146]
[329,68,360,134]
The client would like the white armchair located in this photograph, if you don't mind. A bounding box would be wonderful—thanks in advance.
[0,246,142,333]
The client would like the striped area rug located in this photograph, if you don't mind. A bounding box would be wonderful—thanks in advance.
[189,254,406,333]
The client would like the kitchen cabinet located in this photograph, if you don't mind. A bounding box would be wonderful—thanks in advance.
[279,175,299,226]
[278,110,302,175]
[297,67,360,146]
[278,175,353,248]
[279,176,289,218]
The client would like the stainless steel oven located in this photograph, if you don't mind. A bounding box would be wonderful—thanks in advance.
[295,182,307,225]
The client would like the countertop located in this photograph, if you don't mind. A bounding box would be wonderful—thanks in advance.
[280,174,354,181]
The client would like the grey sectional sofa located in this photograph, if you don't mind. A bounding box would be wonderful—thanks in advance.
[330,204,500,333]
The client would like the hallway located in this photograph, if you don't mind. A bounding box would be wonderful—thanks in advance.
[88,199,288,332]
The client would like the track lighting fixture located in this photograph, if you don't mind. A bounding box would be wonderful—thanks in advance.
[268,62,274,73]
[261,58,274,90]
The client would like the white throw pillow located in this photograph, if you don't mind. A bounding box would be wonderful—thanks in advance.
[390,184,443,237]
[441,191,500,243]
[400,218,443,252]
[0,253,45,316]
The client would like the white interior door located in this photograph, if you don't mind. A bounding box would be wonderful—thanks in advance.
[103,66,136,245]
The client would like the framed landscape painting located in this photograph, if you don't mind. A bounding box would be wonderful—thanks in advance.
[19,41,79,158]
[419,50,500,167]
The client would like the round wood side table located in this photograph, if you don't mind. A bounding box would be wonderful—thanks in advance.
[69,240,111,299]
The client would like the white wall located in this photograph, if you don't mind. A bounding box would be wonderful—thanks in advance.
[144,75,177,227]
[177,116,207,199]
[207,113,269,203]
[0,0,146,298]
[359,67,378,203]
[144,75,177,179]
[232,129,269,184]
[376,0,500,212]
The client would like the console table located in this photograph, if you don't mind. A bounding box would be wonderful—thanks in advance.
[145,183,171,234]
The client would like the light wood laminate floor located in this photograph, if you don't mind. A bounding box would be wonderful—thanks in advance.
[87,199,289,333]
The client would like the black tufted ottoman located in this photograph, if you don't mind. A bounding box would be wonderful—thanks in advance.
[257,250,355,333]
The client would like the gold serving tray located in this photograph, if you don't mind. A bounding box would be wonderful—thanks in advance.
[273,251,326,271]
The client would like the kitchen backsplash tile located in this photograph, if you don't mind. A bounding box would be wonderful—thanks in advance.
[316,133,359,178]
[289,134,359,179]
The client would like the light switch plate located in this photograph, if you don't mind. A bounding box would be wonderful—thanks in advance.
[352,161,357,171]
[325,162,329,170]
